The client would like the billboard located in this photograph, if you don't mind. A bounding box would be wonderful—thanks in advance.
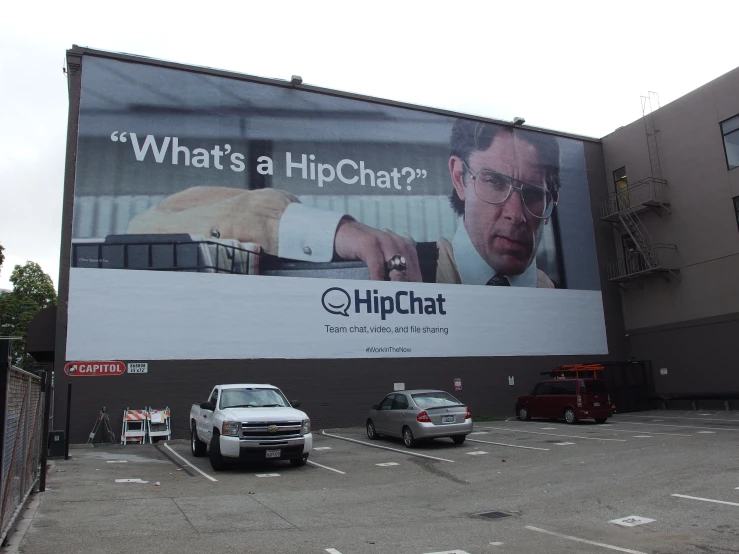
[66,54,607,360]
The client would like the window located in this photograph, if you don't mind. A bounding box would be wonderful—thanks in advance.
[613,166,629,209]
[378,395,394,410]
[721,115,739,169]
[550,381,577,395]
[534,383,553,395]
[392,395,409,410]
[613,167,628,190]
[579,380,609,394]
[411,391,461,408]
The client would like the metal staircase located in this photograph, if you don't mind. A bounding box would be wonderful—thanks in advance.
[618,210,656,275]
[600,92,678,286]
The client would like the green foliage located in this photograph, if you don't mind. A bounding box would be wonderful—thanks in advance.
[0,242,5,273]
[0,260,57,368]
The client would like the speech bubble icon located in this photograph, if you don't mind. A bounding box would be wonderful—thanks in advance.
[322,287,351,317]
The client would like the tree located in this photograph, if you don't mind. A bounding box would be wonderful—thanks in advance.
[0,260,57,368]
[0,242,5,273]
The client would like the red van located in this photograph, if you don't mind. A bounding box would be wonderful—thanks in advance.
[515,378,612,424]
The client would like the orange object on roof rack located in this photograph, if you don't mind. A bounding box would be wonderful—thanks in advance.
[543,364,606,379]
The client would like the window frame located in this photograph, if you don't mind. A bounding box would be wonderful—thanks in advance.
[720,114,739,170]
[734,196,739,233]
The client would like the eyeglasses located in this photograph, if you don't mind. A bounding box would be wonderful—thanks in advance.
[464,162,557,219]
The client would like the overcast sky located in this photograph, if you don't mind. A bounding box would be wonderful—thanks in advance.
[1,0,738,291]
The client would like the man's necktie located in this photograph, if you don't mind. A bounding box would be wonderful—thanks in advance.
[486,274,510,286]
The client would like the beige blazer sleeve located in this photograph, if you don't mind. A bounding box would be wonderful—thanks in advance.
[126,186,299,256]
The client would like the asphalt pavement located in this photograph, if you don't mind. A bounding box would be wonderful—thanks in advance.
[3,410,739,554]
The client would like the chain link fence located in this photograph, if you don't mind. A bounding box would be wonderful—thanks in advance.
[1,366,44,543]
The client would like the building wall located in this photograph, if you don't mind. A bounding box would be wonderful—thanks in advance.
[601,66,739,395]
[53,50,628,443]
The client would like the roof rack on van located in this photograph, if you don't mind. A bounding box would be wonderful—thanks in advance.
[542,364,605,380]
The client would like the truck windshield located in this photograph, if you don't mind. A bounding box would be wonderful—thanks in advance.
[220,388,290,409]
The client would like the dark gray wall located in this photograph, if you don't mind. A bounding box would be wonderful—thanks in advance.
[600,65,739,396]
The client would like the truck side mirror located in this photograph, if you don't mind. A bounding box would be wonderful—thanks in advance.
[290,400,301,408]
[200,401,216,411]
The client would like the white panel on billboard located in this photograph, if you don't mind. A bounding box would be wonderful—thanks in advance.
[66,269,607,360]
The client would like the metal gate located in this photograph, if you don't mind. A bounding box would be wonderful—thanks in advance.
[1,366,44,543]
[603,361,654,413]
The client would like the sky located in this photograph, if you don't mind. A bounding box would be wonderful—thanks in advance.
[1,0,738,291]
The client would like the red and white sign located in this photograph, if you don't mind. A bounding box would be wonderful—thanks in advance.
[454,378,462,391]
[64,361,126,376]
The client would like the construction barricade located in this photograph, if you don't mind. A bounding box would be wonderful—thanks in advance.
[146,407,172,443]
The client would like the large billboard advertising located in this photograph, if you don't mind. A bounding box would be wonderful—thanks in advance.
[66,54,607,360]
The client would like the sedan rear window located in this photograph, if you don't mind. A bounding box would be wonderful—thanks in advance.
[411,392,462,408]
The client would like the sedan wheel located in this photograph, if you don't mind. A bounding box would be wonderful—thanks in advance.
[518,407,530,421]
[366,419,379,440]
[402,426,416,448]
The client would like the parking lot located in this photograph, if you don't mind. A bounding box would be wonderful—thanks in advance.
[5,410,739,554]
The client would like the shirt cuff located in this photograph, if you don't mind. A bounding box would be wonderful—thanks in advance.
[277,202,347,262]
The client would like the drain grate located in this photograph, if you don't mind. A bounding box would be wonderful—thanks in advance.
[475,511,512,520]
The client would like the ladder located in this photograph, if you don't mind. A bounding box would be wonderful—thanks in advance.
[121,408,148,444]
[146,407,172,443]
[88,407,116,446]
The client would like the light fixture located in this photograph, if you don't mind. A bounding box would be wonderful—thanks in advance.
[290,75,303,86]
[512,117,525,126]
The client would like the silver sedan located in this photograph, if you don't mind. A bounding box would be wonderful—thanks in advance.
[365,389,473,447]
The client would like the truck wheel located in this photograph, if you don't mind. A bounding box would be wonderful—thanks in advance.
[290,455,308,467]
[209,432,227,471]
[191,422,206,457]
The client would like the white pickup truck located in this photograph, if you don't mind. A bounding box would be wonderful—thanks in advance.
[190,384,312,471]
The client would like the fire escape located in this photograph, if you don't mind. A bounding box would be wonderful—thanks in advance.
[600,93,678,289]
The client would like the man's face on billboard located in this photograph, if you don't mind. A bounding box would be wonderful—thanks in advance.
[452,131,549,276]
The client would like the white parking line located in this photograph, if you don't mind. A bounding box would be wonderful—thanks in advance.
[325,549,342,554]
[467,438,550,451]
[672,494,739,507]
[697,431,716,434]
[313,446,333,450]
[606,426,690,437]
[466,451,488,455]
[610,421,739,432]
[163,443,217,482]
[553,442,575,446]
[422,551,471,554]
[525,526,647,554]
[480,427,627,442]
[320,431,455,462]
[617,413,739,424]
[376,462,399,467]
[307,460,346,474]
[632,435,653,438]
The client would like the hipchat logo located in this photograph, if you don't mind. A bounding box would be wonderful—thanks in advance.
[321,287,446,320]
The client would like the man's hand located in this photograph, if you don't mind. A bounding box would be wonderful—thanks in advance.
[334,218,422,282]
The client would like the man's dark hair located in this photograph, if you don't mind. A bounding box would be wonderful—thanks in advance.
[449,119,562,216]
